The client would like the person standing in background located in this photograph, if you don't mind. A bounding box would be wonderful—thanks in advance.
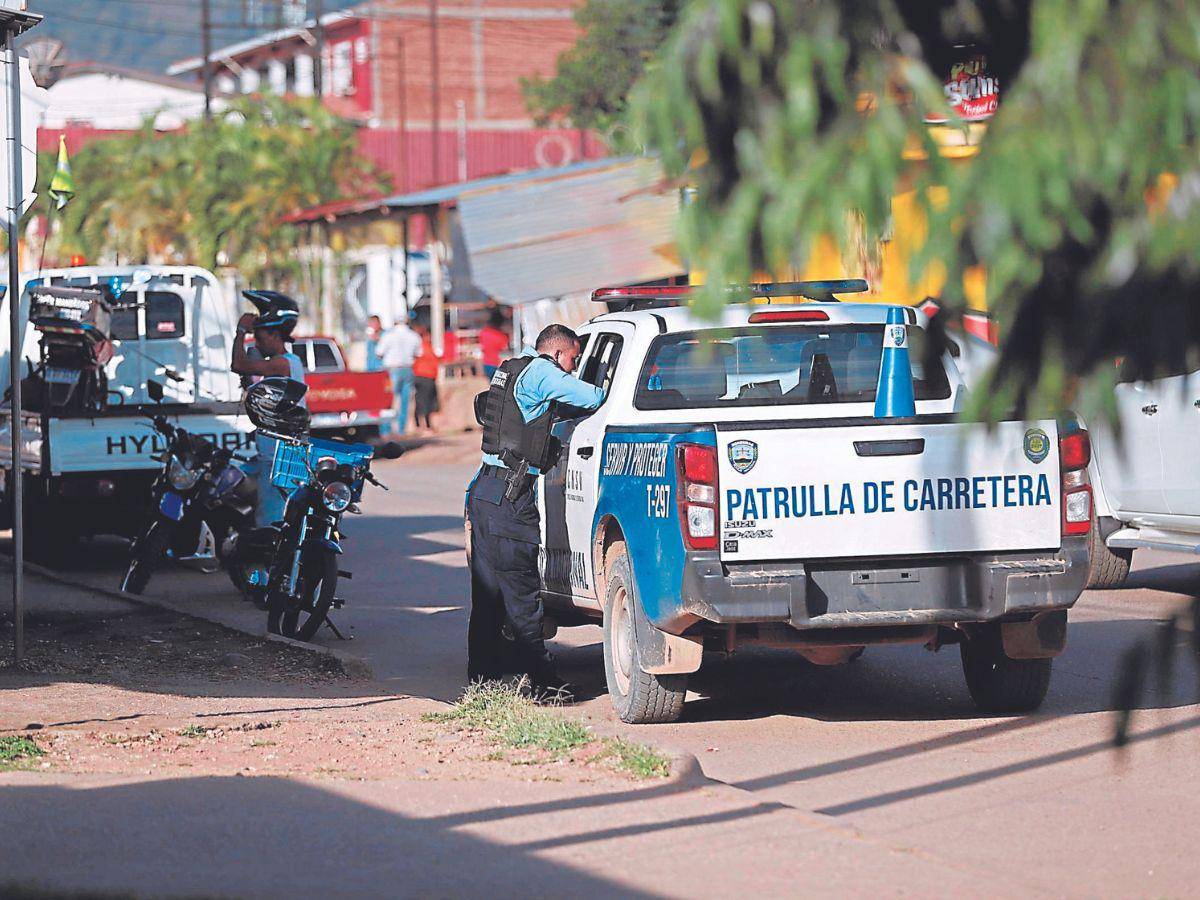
[412,322,443,432]
[375,316,422,435]
[477,308,509,380]
[365,315,384,372]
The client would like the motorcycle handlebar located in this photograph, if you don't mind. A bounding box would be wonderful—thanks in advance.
[364,470,389,491]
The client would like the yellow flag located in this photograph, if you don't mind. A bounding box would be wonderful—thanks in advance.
[48,135,75,210]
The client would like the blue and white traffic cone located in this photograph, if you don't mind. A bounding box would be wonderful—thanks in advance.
[873,306,916,418]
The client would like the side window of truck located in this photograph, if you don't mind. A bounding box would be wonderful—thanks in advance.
[311,341,341,371]
[579,333,623,399]
[145,292,186,340]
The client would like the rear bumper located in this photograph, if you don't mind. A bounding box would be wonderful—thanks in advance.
[670,537,1089,633]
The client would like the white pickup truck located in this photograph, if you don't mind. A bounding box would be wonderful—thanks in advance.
[535,283,1092,723]
[1084,359,1200,586]
[0,266,254,556]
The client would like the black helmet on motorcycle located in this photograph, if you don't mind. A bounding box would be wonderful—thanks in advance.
[244,376,310,437]
[243,289,300,337]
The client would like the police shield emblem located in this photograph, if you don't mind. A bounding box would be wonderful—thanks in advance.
[886,324,907,348]
[1024,427,1049,464]
[728,439,758,474]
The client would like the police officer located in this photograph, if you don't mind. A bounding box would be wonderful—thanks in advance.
[230,290,306,526]
[468,324,603,694]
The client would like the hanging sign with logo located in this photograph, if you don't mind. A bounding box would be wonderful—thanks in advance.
[926,49,999,124]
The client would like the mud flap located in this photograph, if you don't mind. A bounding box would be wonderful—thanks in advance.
[1002,610,1068,659]
[631,587,703,675]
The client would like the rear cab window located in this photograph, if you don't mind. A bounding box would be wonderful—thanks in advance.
[579,332,624,399]
[634,323,950,410]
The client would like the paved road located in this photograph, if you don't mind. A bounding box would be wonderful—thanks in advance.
[56,454,1200,894]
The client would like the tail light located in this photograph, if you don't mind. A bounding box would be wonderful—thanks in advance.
[676,443,719,551]
[1060,429,1092,537]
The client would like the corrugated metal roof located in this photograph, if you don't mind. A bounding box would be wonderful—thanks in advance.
[457,157,682,304]
[283,157,629,225]
[379,157,629,210]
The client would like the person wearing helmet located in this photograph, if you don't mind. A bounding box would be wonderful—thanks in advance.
[231,290,307,525]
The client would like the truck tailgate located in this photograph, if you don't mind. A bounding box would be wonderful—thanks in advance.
[305,371,392,415]
[718,420,1061,562]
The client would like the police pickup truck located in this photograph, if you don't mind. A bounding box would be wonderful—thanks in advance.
[0,266,254,557]
[536,282,1092,723]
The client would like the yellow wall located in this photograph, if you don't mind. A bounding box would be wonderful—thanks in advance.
[691,125,990,312]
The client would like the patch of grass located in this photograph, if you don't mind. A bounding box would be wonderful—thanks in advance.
[426,682,670,779]
[598,737,671,780]
[0,735,44,771]
[177,724,208,739]
[425,681,591,756]
[250,739,276,748]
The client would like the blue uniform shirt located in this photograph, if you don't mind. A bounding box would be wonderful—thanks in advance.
[481,349,604,474]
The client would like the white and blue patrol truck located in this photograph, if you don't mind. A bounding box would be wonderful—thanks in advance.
[536,281,1093,723]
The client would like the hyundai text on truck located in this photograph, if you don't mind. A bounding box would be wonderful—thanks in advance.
[534,283,1092,723]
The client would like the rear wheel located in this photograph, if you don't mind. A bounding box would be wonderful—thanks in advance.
[960,624,1052,713]
[121,521,172,595]
[602,542,688,724]
[267,551,338,642]
[1087,513,1132,589]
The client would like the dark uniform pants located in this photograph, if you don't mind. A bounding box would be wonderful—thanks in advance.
[466,469,547,680]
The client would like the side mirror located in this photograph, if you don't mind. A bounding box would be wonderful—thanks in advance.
[147,379,165,403]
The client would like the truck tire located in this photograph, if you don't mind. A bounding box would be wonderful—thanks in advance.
[960,624,1052,713]
[602,542,687,724]
[1087,514,1132,589]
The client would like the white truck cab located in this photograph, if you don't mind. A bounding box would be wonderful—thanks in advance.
[536,283,1092,723]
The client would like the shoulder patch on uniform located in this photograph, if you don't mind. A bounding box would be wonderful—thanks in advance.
[491,369,509,387]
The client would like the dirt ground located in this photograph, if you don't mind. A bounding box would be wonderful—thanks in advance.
[0,591,644,786]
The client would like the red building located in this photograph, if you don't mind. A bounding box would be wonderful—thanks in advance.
[168,0,606,192]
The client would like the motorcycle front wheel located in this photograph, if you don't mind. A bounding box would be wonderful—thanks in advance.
[266,551,338,642]
[120,521,172,595]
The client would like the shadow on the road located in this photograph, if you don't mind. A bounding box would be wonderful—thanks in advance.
[1120,561,1200,594]
[0,775,667,897]
[810,711,1200,817]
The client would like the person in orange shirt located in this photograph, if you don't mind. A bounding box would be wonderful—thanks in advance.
[412,323,443,432]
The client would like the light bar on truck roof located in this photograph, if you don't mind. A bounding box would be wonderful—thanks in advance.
[591,279,870,308]
[591,285,693,303]
[744,280,870,301]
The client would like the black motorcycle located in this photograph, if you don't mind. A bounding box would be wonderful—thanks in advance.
[263,443,385,640]
[120,412,263,597]
[244,378,386,642]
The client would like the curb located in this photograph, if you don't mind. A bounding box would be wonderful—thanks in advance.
[665,751,713,788]
[2,556,376,681]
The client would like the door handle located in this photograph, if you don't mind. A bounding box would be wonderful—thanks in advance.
[576,446,594,459]
[1142,404,1158,415]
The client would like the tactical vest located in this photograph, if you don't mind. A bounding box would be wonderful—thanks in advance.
[476,355,558,470]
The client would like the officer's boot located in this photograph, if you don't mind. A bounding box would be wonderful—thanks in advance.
[516,639,575,702]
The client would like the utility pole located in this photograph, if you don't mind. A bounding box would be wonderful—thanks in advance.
[395,36,407,192]
[456,99,467,182]
[429,0,440,186]
[201,0,213,120]
[313,0,325,97]
[3,6,41,664]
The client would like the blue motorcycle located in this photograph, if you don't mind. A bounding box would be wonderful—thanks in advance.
[120,411,264,599]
